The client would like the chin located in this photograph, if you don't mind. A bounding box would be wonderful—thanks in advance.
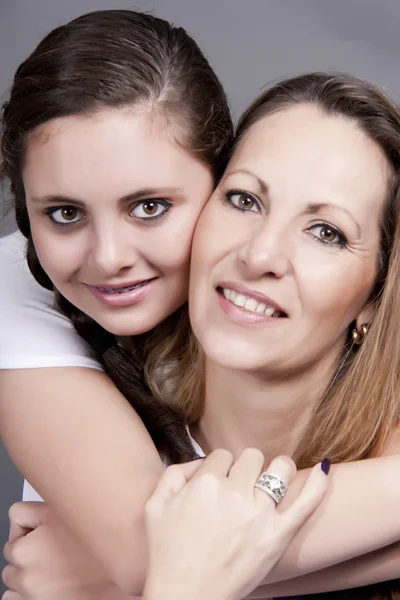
[91,313,155,337]
[200,336,269,372]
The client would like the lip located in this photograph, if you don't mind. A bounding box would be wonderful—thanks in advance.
[84,278,158,308]
[217,281,287,315]
[86,278,155,290]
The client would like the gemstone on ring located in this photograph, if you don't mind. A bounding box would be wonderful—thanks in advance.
[254,472,288,503]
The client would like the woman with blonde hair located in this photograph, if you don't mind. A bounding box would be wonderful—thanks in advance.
[1,9,400,598]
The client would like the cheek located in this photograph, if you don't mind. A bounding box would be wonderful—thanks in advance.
[31,229,81,284]
[190,202,230,274]
[158,201,214,271]
[298,254,376,324]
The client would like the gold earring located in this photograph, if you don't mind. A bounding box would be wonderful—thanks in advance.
[351,323,369,345]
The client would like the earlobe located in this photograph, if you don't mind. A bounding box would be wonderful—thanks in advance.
[356,302,376,330]
[352,303,375,345]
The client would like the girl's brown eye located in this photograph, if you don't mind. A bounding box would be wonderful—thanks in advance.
[60,208,79,221]
[131,199,171,220]
[142,201,159,215]
[47,206,83,225]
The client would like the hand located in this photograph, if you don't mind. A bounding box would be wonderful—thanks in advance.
[143,449,329,600]
[2,502,120,600]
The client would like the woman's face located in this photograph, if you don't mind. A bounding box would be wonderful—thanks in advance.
[190,104,388,375]
[24,107,214,335]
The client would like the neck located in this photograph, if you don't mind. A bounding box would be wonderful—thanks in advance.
[192,352,339,465]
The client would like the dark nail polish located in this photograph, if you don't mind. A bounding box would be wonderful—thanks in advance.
[321,458,331,475]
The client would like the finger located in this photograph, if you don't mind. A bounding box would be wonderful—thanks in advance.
[3,541,12,563]
[254,455,297,508]
[191,448,234,481]
[280,461,330,536]
[147,459,204,508]
[228,448,265,492]
[2,564,18,591]
[8,502,48,543]
[2,592,21,600]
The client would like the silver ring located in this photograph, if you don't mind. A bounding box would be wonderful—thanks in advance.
[254,472,288,504]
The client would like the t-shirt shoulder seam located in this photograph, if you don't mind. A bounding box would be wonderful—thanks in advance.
[0,356,103,370]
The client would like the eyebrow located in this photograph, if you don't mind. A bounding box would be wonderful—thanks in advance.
[29,187,185,208]
[225,169,361,235]
[224,169,268,194]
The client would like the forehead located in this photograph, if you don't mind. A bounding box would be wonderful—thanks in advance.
[22,107,201,197]
[230,104,390,210]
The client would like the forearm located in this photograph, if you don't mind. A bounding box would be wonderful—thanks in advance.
[251,543,400,597]
[0,368,163,595]
[262,455,400,583]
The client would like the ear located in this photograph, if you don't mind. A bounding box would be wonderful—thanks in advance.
[355,302,376,329]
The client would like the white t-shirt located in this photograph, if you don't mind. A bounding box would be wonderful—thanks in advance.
[0,231,102,371]
[0,231,103,500]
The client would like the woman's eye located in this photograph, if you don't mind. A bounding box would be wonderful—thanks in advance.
[226,191,260,213]
[130,199,171,220]
[47,207,84,225]
[308,224,347,248]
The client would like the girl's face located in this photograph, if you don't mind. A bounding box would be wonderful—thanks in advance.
[24,108,214,335]
[190,104,388,376]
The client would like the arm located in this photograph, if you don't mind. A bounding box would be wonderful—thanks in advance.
[261,453,400,584]
[0,367,163,596]
[251,543,400,597]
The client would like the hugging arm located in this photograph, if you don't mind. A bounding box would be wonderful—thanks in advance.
[253,543,400,597]
[0,367,163,596]
[262,452,400,585]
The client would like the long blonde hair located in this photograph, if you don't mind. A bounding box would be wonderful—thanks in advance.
[145,73,400,468]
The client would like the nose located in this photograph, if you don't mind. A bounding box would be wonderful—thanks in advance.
[87,225,139,276]
[237,220,291,280]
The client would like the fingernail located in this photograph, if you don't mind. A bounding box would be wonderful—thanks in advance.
[321,458,331,475]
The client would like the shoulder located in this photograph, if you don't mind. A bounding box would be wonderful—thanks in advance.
[0,231,102,371]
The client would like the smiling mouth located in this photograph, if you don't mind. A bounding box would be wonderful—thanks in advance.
[217,287,288,318]
[91,279,156,294]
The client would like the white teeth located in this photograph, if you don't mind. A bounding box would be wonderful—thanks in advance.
[233,294,246,307]
[222,288,235,301]
[222,288,284,317]
[244,298,258,311]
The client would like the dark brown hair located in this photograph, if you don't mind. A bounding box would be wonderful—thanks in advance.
[0,9,234,462]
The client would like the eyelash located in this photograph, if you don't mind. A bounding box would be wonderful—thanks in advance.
[44,206,85,227]
[223,190,347,248]
[306,223,347,248]
[130,199,172,221]
[224,190,261,213]
[45,199,172,227]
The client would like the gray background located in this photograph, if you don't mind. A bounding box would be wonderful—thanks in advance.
[1,0,400,588]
